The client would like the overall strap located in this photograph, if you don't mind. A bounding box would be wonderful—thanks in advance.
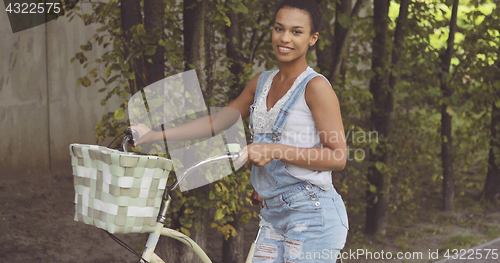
[249,70,277,133]
[270,72,321,141]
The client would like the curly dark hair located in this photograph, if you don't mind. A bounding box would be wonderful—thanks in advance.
[273,0,323,34]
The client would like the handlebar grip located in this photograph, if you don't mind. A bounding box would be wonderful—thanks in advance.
[124,128,140,145]
[226,143,241,153]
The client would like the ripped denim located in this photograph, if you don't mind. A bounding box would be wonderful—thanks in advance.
[252,182,348,263]
[249,70,348,262]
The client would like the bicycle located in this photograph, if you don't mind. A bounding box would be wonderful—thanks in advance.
[70,128,259,263]
[71,129,344,263]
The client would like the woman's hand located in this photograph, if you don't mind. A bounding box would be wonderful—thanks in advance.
[239,143,279,167]
[128,124,153,146]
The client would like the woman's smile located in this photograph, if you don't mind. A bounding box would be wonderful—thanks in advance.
[277,45,294,53]
[272,7,318,64]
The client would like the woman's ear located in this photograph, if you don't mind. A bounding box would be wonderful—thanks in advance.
[309,32,319,47]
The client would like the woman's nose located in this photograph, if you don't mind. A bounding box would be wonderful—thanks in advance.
[281,32,291,43]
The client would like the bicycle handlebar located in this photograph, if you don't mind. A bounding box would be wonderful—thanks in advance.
[169,150,243,191]
[122,128,139,152]
[121,128,244,192]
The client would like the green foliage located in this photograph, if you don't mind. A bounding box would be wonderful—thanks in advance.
[209,167,255,240]
[71,0,500,244]
[68,0,184,142]
[329,0,499,235]
[208,0,276,239]
[70,0,276,240]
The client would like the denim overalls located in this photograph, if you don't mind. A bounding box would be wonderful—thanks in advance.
[249,70,349,263]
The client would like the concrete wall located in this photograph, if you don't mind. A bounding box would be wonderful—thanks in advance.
[0,1,121,171]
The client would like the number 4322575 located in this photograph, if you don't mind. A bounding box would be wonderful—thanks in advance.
[444,249,498,260]
[6,2,62,14]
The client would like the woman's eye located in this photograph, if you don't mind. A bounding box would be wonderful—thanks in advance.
[275,27,283,31]
[293,30,302,34]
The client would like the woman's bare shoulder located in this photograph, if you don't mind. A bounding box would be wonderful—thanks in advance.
[305,76,337,105]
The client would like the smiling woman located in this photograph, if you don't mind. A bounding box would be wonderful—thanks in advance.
[271,7,319,70]
[233,0,348,262]
[130,1,348,262]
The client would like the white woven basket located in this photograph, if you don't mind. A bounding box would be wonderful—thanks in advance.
[69,143,173,234]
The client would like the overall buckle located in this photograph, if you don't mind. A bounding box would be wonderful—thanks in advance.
[271,131,281,141]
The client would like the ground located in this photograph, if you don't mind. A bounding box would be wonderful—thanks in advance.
[0,167,260,263]
[0,167,498,262]
[341,194,500,262]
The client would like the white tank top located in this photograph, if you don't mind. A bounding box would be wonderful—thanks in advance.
[252,67,333,189]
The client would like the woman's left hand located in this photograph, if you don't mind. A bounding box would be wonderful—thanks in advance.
[240,143,279,167]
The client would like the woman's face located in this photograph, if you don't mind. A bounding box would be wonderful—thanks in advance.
[272,7,319,64]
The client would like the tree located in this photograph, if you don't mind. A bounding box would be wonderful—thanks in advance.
[70,0,277,261]
[66,0,500,256]
[119,0,143,93]
[364,0,391,236]
[458,5,500,203]
[439,0,459,212]
[365,0,410,236]
[483,38,500,204]
[144,0,166,84]
[316,0,367,85]
[152,0,216,262]
[215,2,275,261]
[485,85,500,204]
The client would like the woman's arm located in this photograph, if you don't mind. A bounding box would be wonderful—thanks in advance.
[246,76,346,171]
[225,72,260,120]
[131,73,260,145]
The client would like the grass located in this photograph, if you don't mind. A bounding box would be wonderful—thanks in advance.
[439,235,487,251]
[341,195,500,262]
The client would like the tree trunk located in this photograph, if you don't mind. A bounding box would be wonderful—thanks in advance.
[315,0,337,76]
[222,219,245,263]
[328,0,366,81]
[484,100,500,203]
[222,17,246,263]
[183,0,216,106]
[224,7,268,101]
[157,1,217,262]
[388,0,409,90]
[364,0,409,236]
[120,0,141,39]
[440,0,459,212]
[329,0,352,80]
[144,0,166,84]
[365,0,391,236]
[483,54,500,203]
[225,13,246,102]
[120,0,143,95]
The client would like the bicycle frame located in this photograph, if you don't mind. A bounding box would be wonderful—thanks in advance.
[125,144,259,263]
[72,138,342,263]
[139,189,259,263]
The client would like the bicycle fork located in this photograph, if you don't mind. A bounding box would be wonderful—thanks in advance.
[140,188,259,263]
[140,191,172,263]
[245,227,261,263]
[140,191,213,263]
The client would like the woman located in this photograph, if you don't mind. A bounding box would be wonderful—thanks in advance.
[133,0,348,261]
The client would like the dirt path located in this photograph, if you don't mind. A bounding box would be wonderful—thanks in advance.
[2,167,497,263]
[0,168,148,262]
[0,167,261,263]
